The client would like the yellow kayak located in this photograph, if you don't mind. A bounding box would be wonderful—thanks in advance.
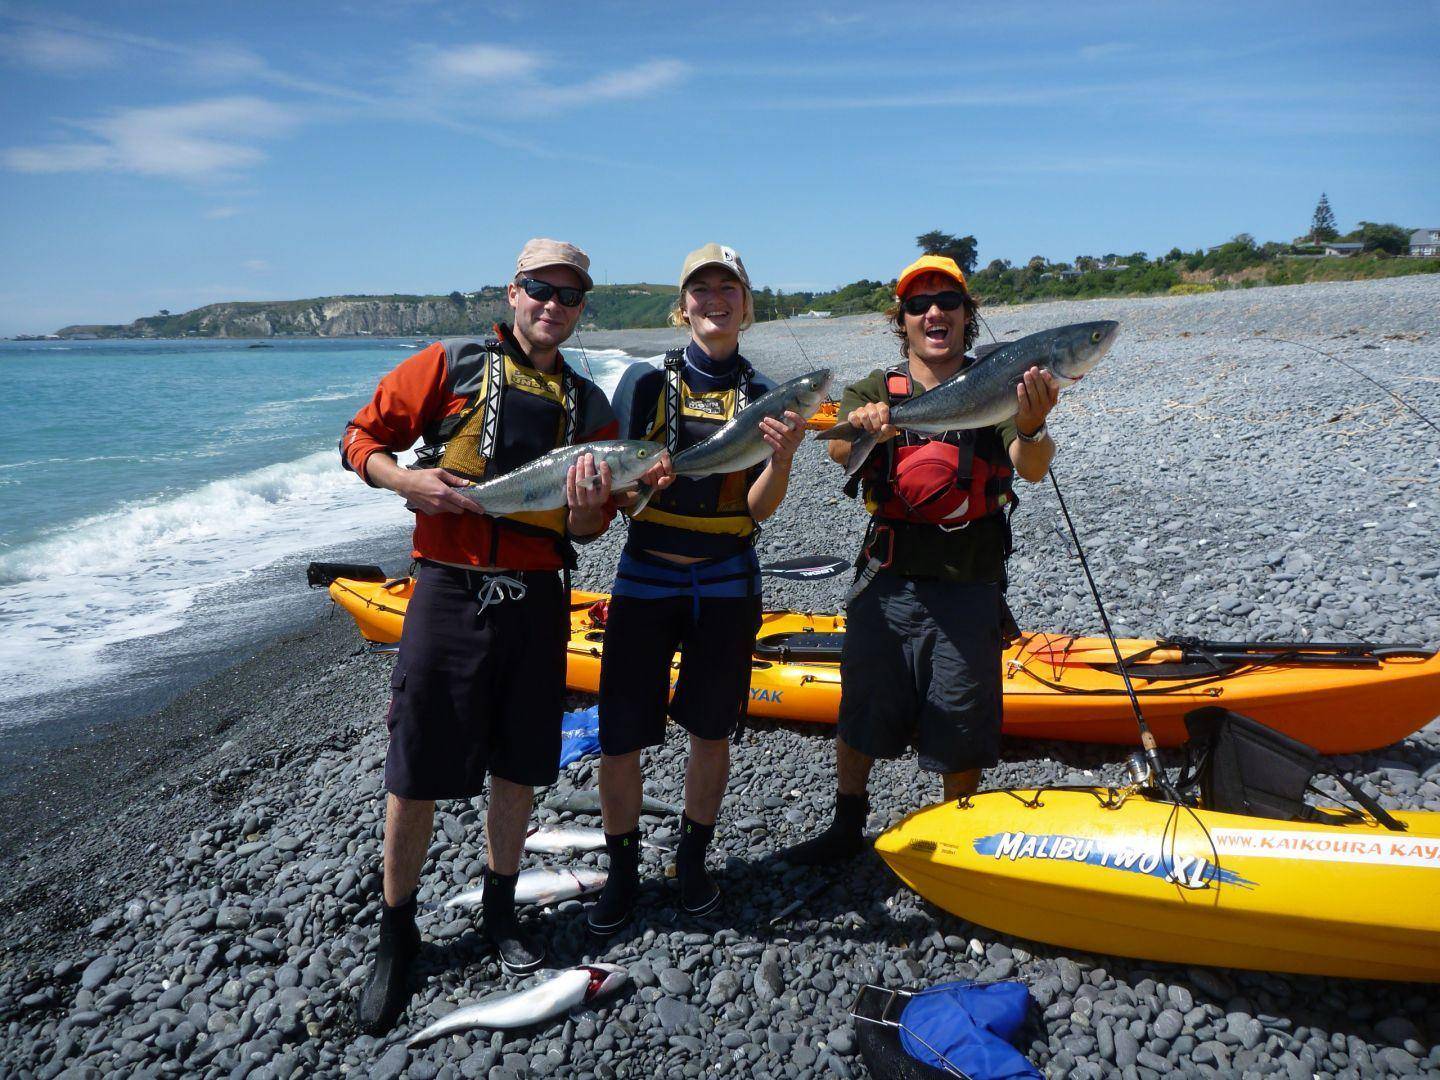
[876,788,1440,982]
[309,565,1440,753]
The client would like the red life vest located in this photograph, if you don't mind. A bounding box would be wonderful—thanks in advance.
[865,364,1015,529]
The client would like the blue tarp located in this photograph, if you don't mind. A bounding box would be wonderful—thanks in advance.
[559,706,601,768]
[899,980,1040,1078]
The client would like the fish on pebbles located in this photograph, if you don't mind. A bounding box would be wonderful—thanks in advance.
[818,321,1120,475]
[443,868,608,910]
[548,789,682,817]
[523,825,669,854]
[407,964,628,1046]
[670,369,834,476]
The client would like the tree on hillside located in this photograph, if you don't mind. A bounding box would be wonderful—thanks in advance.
[915,231,979,274]
[448,291,465,305]
[1027,255,1047,271]
[1310,193,1339,243]
[1352,221,1410,256]
[985,258,1011,273]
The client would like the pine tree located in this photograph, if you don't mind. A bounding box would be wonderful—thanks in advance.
[1310,193,1338,243]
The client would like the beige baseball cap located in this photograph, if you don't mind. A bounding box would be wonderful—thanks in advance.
[679,242,750,290]
[516,238,593,291]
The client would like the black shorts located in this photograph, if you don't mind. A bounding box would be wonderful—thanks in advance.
[837,574,1002,774]
[384,562,566,799]
[597,590,763,755]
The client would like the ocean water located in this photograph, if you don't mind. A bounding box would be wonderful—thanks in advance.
[0,338,657,736]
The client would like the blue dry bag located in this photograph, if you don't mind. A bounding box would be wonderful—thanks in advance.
[558,706,601,768]
[898,980,1040,1078]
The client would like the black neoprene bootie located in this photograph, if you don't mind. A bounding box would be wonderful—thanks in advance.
[676,815,720,916]
[778,793,869,866]
[356,893,420,1036]
[586,829,641,936]
[480,867,546,974]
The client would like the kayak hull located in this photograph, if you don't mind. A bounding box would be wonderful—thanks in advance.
[876,789,1440,982]
[324,580,1440,753]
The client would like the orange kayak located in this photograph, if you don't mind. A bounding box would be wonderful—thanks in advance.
[805,399,840,431]
[310,566,1440,753]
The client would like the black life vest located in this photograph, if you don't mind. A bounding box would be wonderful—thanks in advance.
[864,363,1014,529]
[415,326,578,544]
[631,349,759,538]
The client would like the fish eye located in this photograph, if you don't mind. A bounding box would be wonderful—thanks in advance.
[638,447,649,457]
[1090,331,1102,343]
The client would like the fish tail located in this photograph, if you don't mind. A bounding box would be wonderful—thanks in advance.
[845,432,879,477]
[813,420,858,442]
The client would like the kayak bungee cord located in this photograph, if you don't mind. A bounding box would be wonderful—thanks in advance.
[1046,467,1180,801]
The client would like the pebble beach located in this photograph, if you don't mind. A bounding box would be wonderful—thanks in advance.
[3,274,1439,1078]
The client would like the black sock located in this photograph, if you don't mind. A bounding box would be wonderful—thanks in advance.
[481,866,517,926]
[677,814,714,876]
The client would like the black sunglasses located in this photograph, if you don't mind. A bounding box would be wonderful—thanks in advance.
[519,277,586,308]
[901,290,967,317]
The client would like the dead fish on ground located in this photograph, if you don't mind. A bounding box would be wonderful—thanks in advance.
[524,826,671,854]
[407,964,627,1046]
[547,790,682,817]
[443,868,607,910]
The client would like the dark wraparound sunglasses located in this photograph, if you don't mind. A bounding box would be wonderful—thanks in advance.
[901,290,966,317]
[519,277,586,308]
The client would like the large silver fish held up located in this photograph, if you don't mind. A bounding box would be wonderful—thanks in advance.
[670,369,834,477]
[817,321,1119,476]
[407,964,628,1046]
[443,868,608,910]
[455,441,659,513]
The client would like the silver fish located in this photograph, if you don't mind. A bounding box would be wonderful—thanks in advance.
[817,321,1119,475]
[523,826,669,854]
[407,964,628,1046]
[455,440,660,513]
[670,369,834,477]
[443,868,608,910]
[548,790,682,817]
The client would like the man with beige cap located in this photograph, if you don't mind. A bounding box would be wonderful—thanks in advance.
[342,238,627,1034]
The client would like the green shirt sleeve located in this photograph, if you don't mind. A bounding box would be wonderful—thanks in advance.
[997,416,1019,448]
[838,369,886,418]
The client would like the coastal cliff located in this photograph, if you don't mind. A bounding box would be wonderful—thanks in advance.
[54,285,679,338]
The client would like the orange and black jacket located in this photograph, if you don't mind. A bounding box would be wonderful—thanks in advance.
[342,335,618,571]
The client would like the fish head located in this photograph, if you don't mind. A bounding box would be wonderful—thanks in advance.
[581,964,629,1001]
[609,440,661,484]
[1045,321,1120,383]
[788,368,834,416]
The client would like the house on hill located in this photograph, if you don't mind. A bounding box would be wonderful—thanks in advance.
[1321,241,1365,257]
[1410,229,1440,257]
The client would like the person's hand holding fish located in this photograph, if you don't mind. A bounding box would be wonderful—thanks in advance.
[565,452,613,534]
[759,410,807,465]
[400,467,485,515]
[1015,366,1060,436]
[845,401,901,445]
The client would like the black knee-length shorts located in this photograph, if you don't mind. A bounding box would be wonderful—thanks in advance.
[384,562,566,799]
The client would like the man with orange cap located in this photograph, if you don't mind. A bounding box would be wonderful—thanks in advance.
[782,254,1060,865]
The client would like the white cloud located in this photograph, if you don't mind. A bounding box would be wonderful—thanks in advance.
[0,26,120,72]
[419,42,544,83]
[2,96,298,179]
[523,59,689,111]
[205,206,242,219]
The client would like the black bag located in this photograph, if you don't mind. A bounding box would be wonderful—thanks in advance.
[1178,706,1405,831]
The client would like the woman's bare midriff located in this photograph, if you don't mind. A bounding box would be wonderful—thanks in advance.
[644,549,706,565]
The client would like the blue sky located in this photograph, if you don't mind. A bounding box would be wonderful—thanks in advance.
[1,0,1436,335]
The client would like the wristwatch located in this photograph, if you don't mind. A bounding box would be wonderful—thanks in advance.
[1016,422,1048,444]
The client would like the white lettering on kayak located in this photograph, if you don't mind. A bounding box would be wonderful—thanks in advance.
[1210,828,1439,868]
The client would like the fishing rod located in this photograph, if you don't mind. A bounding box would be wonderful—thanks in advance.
[1047,468,1179,800]
[1255,332,1438,436]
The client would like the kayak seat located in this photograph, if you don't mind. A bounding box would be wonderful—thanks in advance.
[755,631,845,664]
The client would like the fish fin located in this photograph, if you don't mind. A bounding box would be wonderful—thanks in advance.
[813,420,857,442]
[844,431,879,477]
[628,480,655,516]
